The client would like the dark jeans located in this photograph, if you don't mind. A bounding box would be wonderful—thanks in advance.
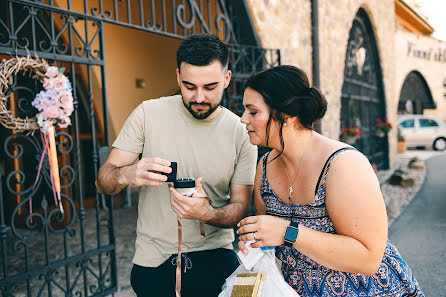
[130,248,239,297]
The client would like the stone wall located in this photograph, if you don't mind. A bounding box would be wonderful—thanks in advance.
[245,0,397,164]
[244,0,313,80]
[395,29,446,120]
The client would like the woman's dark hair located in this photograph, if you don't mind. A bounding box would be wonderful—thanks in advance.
[176,34,229,72]
[245,65,327,159]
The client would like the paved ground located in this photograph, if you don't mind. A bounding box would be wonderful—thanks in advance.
[388,153,446,296]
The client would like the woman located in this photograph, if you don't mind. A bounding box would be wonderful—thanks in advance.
[237,65,423,296]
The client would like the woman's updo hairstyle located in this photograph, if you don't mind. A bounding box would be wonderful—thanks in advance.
[245,65,327,130]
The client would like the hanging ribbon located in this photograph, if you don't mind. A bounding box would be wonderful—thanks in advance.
[175,196,210,297]
[48,125,63,213]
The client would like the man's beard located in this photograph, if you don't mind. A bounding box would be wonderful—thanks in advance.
[182,99,221,120]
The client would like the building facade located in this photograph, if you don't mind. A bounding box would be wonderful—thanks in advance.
[246,0,446,168]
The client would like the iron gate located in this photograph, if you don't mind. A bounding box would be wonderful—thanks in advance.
[0,1,280,296]
[340,7,389,169]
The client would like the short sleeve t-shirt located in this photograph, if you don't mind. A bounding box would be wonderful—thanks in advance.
[112,95,257,267]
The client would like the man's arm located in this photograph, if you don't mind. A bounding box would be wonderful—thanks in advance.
[169,179,253,228]
[96,148,171,195]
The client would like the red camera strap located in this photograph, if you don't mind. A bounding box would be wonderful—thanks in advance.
[175,196,210,297]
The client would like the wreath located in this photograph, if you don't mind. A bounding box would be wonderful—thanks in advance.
[0,55,73,133]
[0,54,74,214]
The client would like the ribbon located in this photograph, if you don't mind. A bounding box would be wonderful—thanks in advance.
[175,195,211,297]
[48,125,63,213]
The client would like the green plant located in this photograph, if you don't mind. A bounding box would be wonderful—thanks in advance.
[341,125,363,137]
[397,128,405,142]
[376,117,392,133]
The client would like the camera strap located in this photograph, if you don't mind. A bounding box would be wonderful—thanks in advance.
[175,195,211,297]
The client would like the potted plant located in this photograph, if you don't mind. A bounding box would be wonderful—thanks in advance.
[397,128,407,153]
[376,117,392,138]
[340,125,363,145]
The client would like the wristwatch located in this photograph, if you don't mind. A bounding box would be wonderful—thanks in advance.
[283,221,299,247]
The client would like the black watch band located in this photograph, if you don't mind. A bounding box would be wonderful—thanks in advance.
[283,221,299,248]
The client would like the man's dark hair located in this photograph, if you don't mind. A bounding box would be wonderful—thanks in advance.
[176,34,229,72]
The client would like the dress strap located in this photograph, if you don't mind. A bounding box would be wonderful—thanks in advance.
[314,147,356,195]
[262,151,272,177]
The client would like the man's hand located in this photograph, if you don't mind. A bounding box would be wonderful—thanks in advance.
[96,148,173,195]
[123,157,172,187]
[169,177,214,220]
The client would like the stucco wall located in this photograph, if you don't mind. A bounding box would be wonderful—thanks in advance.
[104,25,181,140]
[395,29,446,120]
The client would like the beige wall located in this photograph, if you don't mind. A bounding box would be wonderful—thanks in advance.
[103,25,181,140]
[246,0,397,164]
[395,29,446,120]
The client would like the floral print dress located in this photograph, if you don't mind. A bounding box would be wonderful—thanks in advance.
[261,148,424,297]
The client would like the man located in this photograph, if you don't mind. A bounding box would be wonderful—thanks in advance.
[96,34,257,297]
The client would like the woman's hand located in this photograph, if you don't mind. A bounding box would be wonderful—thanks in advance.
[237,215,290,253]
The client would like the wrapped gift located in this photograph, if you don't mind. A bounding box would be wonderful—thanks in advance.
[230,272,265,297]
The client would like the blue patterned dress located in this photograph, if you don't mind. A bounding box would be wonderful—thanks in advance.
[261,148,424,297]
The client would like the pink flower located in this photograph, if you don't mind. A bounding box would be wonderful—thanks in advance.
[45,66,59,78]
[57,91,74,115]
[52,75,68,91]
[42,105,61,119]
[43,78,54,90]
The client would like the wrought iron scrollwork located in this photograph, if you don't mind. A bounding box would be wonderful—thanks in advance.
[341,8,388,169]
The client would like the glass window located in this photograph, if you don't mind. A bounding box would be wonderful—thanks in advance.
[419,118,439,127]
[400,119,414,128]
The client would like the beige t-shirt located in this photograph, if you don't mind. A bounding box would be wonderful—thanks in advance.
[113,95,257,267]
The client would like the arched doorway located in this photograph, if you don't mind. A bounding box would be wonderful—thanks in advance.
[398,71,435,114]
[340,7,389,169]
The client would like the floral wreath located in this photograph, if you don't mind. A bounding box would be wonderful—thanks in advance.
[0,54,74,215]
[0,54,73,133]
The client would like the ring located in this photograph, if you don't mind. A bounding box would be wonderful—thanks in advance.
[253,232,257,241]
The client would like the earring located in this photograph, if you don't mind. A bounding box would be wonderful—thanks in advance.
[283,122,288,127]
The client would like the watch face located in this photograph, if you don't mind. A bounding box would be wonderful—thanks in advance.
[285,226,299,243]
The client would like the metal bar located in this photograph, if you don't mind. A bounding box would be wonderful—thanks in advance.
[172,0,176,34]
[31,5,36,51]
[113,0,118,21]
[199,0,203,33]
[0,46,105,65]
[50,1,55,55]
[99,22,109,149]
[139,0,144,27]
[343,78,378,90]
[207,0,211,33]
[162,0,166,32]
[0,245,115,286]
[0,162,8,279]
[126,0,131,24]
[182,0,185,36]
[311,0,321,133]
[8,0,237,42]
[151,0,156,29]
[8,0,15,50]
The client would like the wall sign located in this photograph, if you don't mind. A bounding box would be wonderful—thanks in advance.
[407,42,446,62]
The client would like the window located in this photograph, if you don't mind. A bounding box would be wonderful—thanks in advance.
[419,118,439,127]
[399,119,414,128]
